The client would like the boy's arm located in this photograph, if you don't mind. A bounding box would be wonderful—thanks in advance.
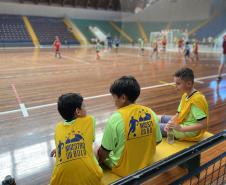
[97,146,111,164]
[163,113,178,132]
[97,113,124,164]
[50,149,56,157]
[169,104,207,132]
[169,118,207,132]
[91,116,96,142]
[97,113,115,164]
[169,113,179,122]
[152,110,162,144]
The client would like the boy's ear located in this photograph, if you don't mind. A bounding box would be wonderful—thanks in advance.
[75,108,81,116]
[121,94,127,102]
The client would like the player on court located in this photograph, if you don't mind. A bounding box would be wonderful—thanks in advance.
[95,40,101,60]
[178,38,184,54]
[217,35,226,81]
[114,37,120,54]
[138,38,145,56]
[150,40,159,59]
[184,41,193,62]
[192,40,199,62]
[162,36,167,52]
[53,36,62,59]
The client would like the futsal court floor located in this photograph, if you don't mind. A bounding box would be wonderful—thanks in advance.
[0,47,225,185]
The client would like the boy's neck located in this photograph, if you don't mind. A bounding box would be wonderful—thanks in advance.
[120,101,134,109]
[186,87,196,97]
[64,119,75,125]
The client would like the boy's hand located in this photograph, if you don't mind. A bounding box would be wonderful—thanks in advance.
[168,123,183,131]
[50,149,56,157]
[164,119,175,132]
[164,123,171,132]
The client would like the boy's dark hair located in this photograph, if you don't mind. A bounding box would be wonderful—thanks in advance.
[2,175,16,185]
[58,93,83,121]
[110,76,140,103]
[174,67,194,83]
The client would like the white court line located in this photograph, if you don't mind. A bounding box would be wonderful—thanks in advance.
[84,94,111,100]
[0,73,225,117]
[141,82,175,90]
[0,109,21,115]
[26,102,57,111]
[194,80,204,84]
[19,103,29,117]
[197,73,226,81]
[11,84,29,117]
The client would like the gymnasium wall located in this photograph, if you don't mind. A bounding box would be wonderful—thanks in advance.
[0,1,132,21]
[121,0,211,22]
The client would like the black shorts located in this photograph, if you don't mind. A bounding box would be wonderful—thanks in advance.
[185,50,190,56]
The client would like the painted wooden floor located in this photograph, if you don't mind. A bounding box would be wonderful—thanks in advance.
[0,47,225,185]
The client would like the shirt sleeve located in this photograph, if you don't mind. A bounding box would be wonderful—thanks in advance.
[191,104,207,121]
[101,112,123,151]
[177,100,182,113]
[90,116,96,142]
[151,110,162,143]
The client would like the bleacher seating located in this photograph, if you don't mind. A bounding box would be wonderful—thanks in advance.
[29,16,79,45]
[88,20,123,42]
[142,22,167,35]
[1,13,225,48]
[112,131,226,185]
[194,12,226,40]
[102,132,213,184]
[0,14,33,47]
[73,19,125,43]
[73,19,104,43]
[171,20,204,32]
[116,22,140,42]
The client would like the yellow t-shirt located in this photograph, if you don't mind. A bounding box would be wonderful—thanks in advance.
[50,116,103,185]
[177,91,209,141]
[112,104,159,177]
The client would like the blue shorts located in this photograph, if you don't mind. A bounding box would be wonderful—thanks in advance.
[221,54,226,64]
[159,115,172,137]
[185,50,190,57]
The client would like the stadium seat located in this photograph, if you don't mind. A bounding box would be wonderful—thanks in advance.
[28,16,79,45]
[0,14,33,47]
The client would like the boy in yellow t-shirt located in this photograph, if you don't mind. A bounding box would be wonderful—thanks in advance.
[159,68,209,141]
[97,76,162,177]
[50,93,103,185]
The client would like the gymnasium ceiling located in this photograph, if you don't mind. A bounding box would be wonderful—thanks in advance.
[17,0,151,12]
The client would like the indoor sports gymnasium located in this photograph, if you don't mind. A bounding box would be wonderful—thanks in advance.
[0,0,225,185]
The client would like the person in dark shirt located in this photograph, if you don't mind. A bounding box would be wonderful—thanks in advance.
[217,35,226,81]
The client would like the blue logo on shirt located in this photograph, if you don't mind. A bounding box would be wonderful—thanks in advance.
[128,110,152,140]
